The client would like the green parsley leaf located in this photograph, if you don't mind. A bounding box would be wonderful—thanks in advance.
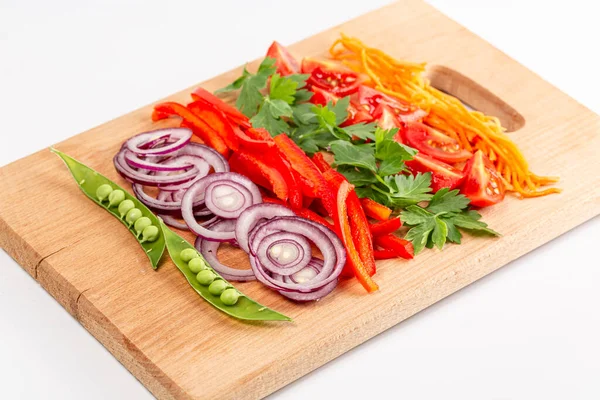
[330,141,377,172]
[338,166,379,186]
[250,99,290,136]
[343,122,378,141]
[292,103,317,125]
[331,97,350,125]
[378,157,406,177]
[448,210,501,236]
[382,173,433,207]
[426,188,470,214]
[431,217,448,250]
[269,73,298,104]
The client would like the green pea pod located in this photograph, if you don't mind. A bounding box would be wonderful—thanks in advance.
[51,148,165,269]
[160,221,292,322]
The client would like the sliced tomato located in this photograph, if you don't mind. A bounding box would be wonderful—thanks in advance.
[301,57,360,97]
[358,85,427,122]
[374,104,402,130]
[343,103,373,127]
[309,85,340,106]
[461,150,505,207]
[405,153,465,192]
[401,122,472,163]
[266,41,300,76]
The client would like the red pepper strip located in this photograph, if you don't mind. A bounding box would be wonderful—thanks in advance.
[229,151,289,201]
[262,196,334,231]
[151,109,170,121]
[373,249,401,260]
[187,100,239,151]
[262,196,285,205]
[373,234,414,260]
[153,102,229,156]
[245,127,272,141]
[232,129,303,208]
[323,169,376,277]
[369,218,402,237]
[336,181,379,293]
[312,152,332,172]
[191,87,251,128]
[360,198,392,221]
[273,135,336,216]
[293,208,335,231]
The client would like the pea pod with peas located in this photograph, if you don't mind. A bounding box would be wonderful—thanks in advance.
[52,148,165,268]
[161,222,291,321]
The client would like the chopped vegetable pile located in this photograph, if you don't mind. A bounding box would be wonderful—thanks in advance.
[58,37,561,317]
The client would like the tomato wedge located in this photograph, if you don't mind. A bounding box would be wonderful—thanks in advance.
[358,85,426,122]
[374,104,402,130]
[461,150,505,207]
[301,57,360,97]
[405,153,465,192]
[309,85,340,106]
[401,122,472,163]
[266,41,300,76]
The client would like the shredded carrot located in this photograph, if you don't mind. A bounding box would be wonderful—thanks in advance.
[329,34,560,198]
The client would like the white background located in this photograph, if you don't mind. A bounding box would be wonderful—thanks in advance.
[1,0,599,398]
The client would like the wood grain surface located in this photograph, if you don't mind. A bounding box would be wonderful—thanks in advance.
[1,1,599,398]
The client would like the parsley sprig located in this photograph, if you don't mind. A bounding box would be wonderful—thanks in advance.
[401,189,500,254]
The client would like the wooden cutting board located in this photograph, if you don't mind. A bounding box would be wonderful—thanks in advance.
[1,1,599,398]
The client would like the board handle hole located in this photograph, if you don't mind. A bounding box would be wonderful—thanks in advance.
[425,65,525,132]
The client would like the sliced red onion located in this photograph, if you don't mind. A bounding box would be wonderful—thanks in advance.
[271,259,338,301]
[195,220,256,282]
[235,204,296,253]
[178,143,229,173]
[159,214,189,230]
[182,172,261,241]
[124,150,194,172]
[125,128,192,155]
[248,217,345,293]
[255,232,311,276]
[114,150,199,186]
[205,181,254,219]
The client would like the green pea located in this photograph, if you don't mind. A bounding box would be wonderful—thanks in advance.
[96,184,113,202]
[188,257,206,273]
[208,280,228,296]
[134,217,152,237]
[141,225,159,243]
[108,189,125,207]
[220,288,240,306]
[196,269,216,286]
[125,208,142,226]
[118,199,135,219]
[180,248,199,263]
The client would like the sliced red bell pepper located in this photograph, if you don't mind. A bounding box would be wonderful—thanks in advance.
[151,109,170,121]
[292,207,335,231]
[335,181,379,293]
[191,87,250,128]
[360,198,392,221]
[373,249,401,260]
[153,102,229,156]
[187,100,239,151]
[369,218,402,237]
[244,127,272,141]
[229,151,289,201]
[273,135,335,216]
[373,234,414,260]
[312,152,332,173]
[324,169,376,277]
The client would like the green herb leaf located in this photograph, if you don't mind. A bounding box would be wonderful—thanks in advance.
[343,122,378,141]
[269,73,298,104]
[330,140,377,172]
[222,57,277,117]
[338,166,379,186]
[426,188,470,214]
